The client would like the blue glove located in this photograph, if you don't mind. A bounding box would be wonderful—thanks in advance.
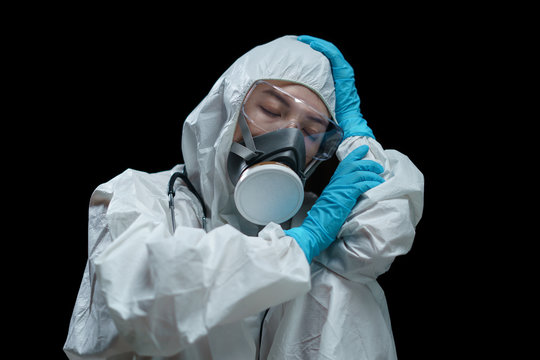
[285,145,384,262]
[298,35,374,139]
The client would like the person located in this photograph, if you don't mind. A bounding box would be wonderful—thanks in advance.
[64,35,424,359]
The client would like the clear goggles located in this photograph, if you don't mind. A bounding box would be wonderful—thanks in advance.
[242,80,343,162]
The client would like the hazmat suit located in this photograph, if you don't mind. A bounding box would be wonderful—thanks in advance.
[64,35,424,359]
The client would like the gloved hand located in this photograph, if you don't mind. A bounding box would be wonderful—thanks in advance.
[285,145,384,262]
[298,35,374,139]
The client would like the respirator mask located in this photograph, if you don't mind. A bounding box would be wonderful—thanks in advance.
[228,80,343,225]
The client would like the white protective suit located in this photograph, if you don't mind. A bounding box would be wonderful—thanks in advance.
[64,36,424,359]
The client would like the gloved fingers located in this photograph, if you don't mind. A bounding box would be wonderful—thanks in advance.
[297,35,335,53]
[297,35,321,43]
[327,178,384,196]
[357,180,386,194]
[352,171,385,184]
[332,145,374,178]
[328,169,385,191]
[298,35,375,139]
[297,35,351,74]
[354,160,384,175]
[331,160,384,183]
[297,35,342,62]
[339,146,383,173]
[330,170,385,187]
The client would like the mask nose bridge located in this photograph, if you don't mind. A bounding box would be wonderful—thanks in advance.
[285,120,300,129]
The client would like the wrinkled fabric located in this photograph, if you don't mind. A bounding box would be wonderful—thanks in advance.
[64,35,424,359]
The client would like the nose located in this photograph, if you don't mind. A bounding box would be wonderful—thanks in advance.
[285,120,300,129]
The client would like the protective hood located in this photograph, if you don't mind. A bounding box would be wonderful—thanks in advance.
[181,35,336,234]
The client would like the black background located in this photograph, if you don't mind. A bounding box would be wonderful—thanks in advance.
[14,5,510,359]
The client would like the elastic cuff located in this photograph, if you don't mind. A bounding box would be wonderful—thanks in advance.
[284,228,314,263]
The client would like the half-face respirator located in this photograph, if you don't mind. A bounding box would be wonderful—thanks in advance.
[228,80,343,225]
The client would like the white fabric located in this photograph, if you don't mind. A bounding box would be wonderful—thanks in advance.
[64,35,424,359]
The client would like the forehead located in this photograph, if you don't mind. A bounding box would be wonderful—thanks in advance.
[256,80,331,118]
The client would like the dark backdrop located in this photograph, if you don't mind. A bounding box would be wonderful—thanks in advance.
[23,8,496,359]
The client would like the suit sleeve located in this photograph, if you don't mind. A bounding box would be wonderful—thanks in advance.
[64,169,311,358]
[315,136,425,282]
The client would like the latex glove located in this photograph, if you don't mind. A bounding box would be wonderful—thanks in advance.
[285,145,384,262]
[298,35,374,139]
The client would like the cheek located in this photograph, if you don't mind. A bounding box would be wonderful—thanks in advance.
[305,147,316,163]
[305,155,313,166]
[306,138,322,154]
[247,123,265,138]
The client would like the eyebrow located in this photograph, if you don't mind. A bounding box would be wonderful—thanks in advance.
[262,89,329,127]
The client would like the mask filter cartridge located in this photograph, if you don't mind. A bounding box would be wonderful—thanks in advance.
[234,161,304,225]
[228,128,307,225]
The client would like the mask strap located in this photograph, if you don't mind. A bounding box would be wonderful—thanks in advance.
[231,112,263,162]
[238,112,257,151]
[230,142,259,161]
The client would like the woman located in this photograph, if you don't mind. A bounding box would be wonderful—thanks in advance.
[64,35,424,359]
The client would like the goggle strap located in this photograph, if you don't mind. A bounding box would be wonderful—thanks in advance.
[304,159,321,181]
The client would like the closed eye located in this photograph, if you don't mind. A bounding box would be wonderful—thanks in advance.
[260,106,280,117]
